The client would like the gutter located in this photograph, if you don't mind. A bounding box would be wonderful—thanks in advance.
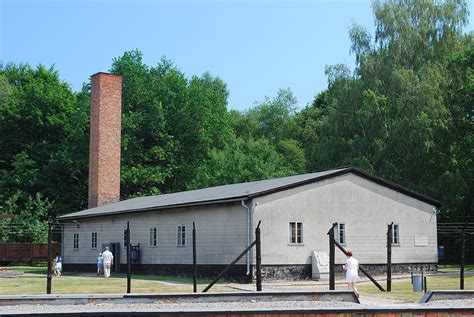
[58,197,247,222]
[241,200,252,275]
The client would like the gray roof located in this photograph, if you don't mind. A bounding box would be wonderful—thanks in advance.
[58,167,441,221]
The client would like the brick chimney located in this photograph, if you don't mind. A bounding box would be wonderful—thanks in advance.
[88,72,122,209]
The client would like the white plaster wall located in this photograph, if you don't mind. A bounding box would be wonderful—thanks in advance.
[253,173,438,265]
[62,202,248,265]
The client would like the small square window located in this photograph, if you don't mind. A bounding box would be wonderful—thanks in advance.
[177,225,186,246]
[289,221,303,244]
[149,227,157,247]
[91,232,97,249]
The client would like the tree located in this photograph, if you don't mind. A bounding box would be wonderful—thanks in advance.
[240,88,298,143]
[0,192,51,243]
[0,64,89,218]
[190,135,300,189]
[172,72,233,190]
[296,0,471,221]
[435,33,474,220]
[110,51,177,197]
[230,88,306,175]
[372,0,468,71]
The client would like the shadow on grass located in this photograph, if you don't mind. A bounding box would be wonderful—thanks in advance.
[6,265,242,285]
[7,265,82,276]
[111,273,228,285]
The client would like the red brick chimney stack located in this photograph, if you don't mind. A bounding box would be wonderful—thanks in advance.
[88,72,122,209]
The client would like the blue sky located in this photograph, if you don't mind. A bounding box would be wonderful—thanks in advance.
[1,0,473,111]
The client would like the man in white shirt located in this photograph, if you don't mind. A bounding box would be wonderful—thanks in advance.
[102,247,114,278]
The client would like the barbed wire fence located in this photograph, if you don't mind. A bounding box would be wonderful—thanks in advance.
[52,218,260,294]
[1,217,473,294]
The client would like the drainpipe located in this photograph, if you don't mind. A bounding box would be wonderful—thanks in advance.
[241,200,252,275]
[60,222,64,260]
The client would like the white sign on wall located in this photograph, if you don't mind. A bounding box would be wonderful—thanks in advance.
[414,235,428,246]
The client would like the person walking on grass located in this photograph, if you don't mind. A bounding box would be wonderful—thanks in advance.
[97,253,103,275]
[343,250,359,297]
[102,247,114,278]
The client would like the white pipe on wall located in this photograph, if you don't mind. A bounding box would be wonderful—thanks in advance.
[241,200,252,275]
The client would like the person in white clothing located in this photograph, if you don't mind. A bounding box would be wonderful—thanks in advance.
[102,247,114,278]
[342,250,359,296]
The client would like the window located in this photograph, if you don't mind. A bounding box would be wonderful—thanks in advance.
[289,221,303,244]
[91,232,97,249]
[149,227,157,247]
[124,229,129,248]
[335,223,346,244]
[177,225,186,246]
[392,224,400,245]
[73,233,79,249]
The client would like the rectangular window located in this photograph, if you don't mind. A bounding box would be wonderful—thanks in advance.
[177,225,186,246]
[149,227,157,247]
[124,229,129,248]
[392,224,400,245]
[336,223,346,244]
[289,221,303,244]
[91,232,97,249]
[73,233,79,249]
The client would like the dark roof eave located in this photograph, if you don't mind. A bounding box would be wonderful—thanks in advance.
[57,196,250,222]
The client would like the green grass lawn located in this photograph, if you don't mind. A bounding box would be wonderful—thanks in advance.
[438,264,474,270]
[1,265,472,299]
[0,266,230,295]
[0,275,195,295]
[356,274,474,302]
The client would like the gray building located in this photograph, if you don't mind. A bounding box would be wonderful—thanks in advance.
[58,166,440,280]
[60,74,440,280]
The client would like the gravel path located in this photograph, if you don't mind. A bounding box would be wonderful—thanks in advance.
[0,297,473,314]
[0,300,359,314]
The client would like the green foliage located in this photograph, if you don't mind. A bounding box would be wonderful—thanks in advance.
[0,63,89,220]
[190,135,300,189]
[240,88,298,143]
[296,0,472,221]
[110,51,176,197]
[372,0,468,70]
[0,192,51,243]
[173,72,233,190]
[110,51,234,194]
[0,0,472,243]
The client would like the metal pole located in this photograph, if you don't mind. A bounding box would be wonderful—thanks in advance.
[421,269,424,290]
[460,227,465,290]
[333,238,386,292]
[127,221,131,294]
[327,222,337,290]
[46,219,52,294]
[256,222,262,291]
[203,240,257,292]
[387,222,393,292]
[193,221,197,293]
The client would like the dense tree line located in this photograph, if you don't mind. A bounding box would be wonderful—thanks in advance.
[0,0,472,242]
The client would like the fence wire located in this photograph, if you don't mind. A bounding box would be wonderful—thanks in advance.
[1,220,473,295]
